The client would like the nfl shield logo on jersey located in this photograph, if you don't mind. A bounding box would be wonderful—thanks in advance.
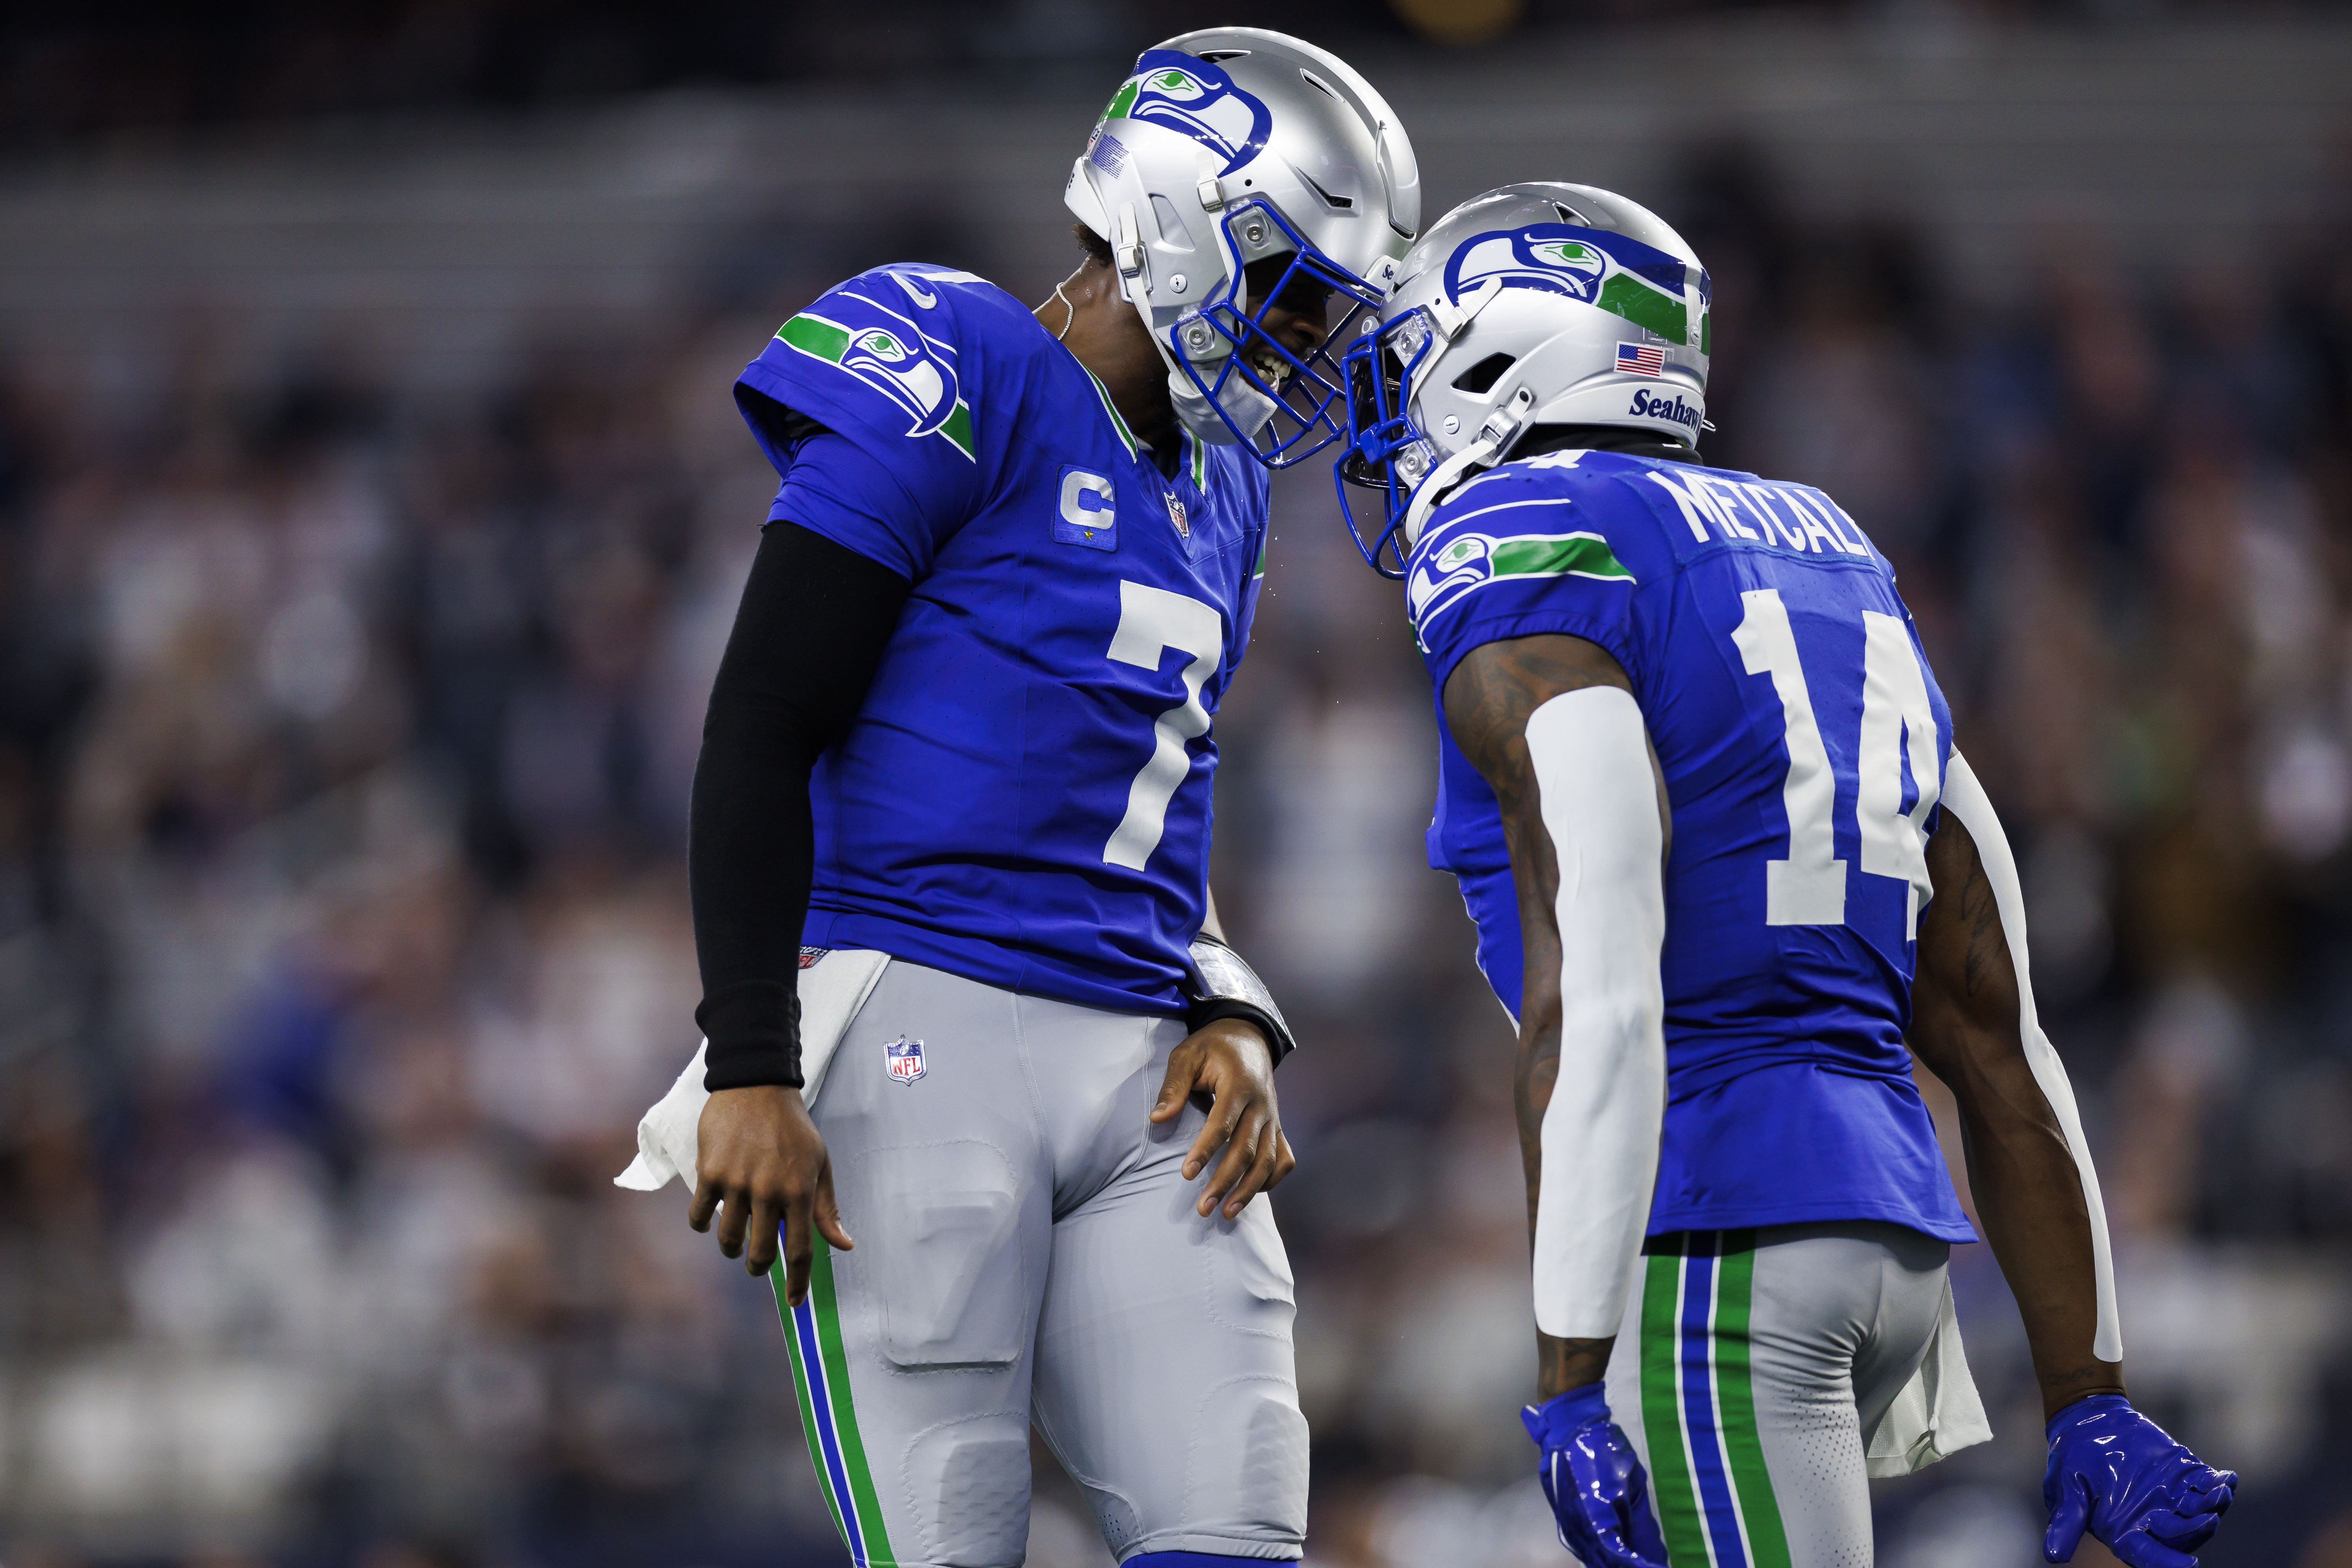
[884,1036,927,1085]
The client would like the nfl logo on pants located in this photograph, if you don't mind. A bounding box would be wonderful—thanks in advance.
[885,1036,926,1085]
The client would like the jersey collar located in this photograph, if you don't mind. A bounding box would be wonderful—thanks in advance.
[1078,363,1141,461]
[1078,362,1210,494]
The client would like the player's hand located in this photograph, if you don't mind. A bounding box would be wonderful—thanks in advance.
[1152,1017,1295,1221]
[2043,1395,2235,1567]
[1523,1383,1670,1568]
[689,1084,853,1302]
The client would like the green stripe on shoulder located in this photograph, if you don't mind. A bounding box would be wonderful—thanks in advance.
[776,312,973,465]
[1491,531,1633,582]
[778,312,851,363]
[940,400,975,461]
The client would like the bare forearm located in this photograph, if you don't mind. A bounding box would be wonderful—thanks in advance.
[1946,1051,2125,1416]
[1539,1334,1614,1398]
[1914,808,2123,1419]
[1514,985,1560,1231]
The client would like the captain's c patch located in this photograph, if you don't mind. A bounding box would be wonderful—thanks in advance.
[1055,466,1118,552]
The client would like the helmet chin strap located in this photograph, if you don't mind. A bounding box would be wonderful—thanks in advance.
[1402,383,1536,551]
[1169,371,1267,446]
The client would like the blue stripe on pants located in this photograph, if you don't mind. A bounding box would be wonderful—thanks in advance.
[1677,1233,1749,1568]
[793,1293,869,1564]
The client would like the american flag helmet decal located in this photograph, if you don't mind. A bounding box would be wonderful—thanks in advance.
[1616,341,1665,377]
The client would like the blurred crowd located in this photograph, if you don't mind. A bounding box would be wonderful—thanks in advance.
[2,129,2352,1567]
[7,0,2291,154]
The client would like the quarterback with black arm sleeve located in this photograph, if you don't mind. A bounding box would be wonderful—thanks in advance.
[668,28,1421,1568]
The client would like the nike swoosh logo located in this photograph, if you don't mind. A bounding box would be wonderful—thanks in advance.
[893,274,937,309]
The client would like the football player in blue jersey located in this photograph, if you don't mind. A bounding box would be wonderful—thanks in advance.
[675,30,1420,1568]
[1336,184,2236,1568]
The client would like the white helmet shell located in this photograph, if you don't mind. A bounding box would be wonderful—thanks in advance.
[1387,183,1710,463]
[1066,30,1421,455]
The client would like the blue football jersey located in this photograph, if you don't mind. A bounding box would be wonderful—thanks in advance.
[734,263,1270,1017]
[1410,448,1974,1242]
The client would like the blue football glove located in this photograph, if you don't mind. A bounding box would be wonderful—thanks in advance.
[1522,1383,1670,1568]
[2043,1394,2237,1568]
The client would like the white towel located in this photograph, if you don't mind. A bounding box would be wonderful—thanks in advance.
[613,949,891,1193]
[1862,1276,1993,1476]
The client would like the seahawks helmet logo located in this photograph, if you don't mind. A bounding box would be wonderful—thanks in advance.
[1446,229,1609,304]
[1441,223,1711,349]
[1100,49,1273,176]
[841,327,956,437]
[1407,531,1495,624]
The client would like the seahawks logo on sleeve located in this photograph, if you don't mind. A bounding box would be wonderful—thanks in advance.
[773,277,977,461]
[1406,517,1634,635]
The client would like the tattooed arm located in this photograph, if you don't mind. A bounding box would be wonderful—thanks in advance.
[1909,810,2126,1418]
[1444,633,1671,1399]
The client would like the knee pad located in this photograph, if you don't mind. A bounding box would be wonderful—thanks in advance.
[1127,1555,1290,1566]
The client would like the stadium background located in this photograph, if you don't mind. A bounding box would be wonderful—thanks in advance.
[0,2,2348,1564]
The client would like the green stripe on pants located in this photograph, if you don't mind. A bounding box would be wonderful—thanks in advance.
[813,1239,897,1566]
[771,1243,900,1567]
[772,1259,853,1550]
[1710,1234,1792,1568]
[1639,1246,1710,1566]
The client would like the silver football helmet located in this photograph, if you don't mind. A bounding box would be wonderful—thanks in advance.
[1065,29,1421,466]
[1335,183,1711,573]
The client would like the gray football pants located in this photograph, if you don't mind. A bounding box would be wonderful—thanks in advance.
[770,960,1308,1568]
[1602,1223,1952,1568]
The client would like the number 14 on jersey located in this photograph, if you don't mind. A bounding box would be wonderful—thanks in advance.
[1731,588,1941,939]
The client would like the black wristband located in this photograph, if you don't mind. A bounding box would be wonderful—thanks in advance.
[1183,936,1296,1067]
[1185,998,1293,1068]
[697,978,804,1091]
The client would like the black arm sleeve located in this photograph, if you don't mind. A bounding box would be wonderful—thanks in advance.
[690,521,909,1092]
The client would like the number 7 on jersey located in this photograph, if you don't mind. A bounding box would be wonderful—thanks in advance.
[1102,581,1225,871]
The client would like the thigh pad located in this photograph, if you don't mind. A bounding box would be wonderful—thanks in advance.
[852,1138,1031,1370]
